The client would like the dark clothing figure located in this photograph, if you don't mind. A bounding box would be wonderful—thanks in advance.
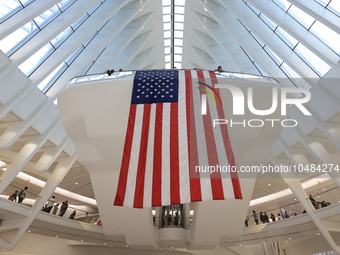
[283,212,290,219]
[309,194,318,209]
[8,190,18,202]
[69,210,76,219]
[270,213,276,222]
[245,217,249,227]
[260,212,265,224]
[59,201,68,217]
[18,187,28,204]
[263,212,269,223]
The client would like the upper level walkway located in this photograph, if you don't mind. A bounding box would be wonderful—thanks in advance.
[1,197,340,250]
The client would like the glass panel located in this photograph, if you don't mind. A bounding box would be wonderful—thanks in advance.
[18,43,54,76]
[88,2,101,15]
[174,14,184,22]
[57,0,76,12]
[165,62,171,69]
[281,62,311,89]
[272,0,292,11]
[175,6,185,14]
[174,22,183,30]
[164,39,171,46]
[163,6,171,14]
[22,0,34,5]
[164,47,171,54]
[65,45,84,65]
[174,30,183,38]
[310,21,340,55]
[174,46,182,54]
[50,27,72,48]
[246,2,261,15]
[0,0,22,22]
[37,62,67,92]
[174,62,182,69]
[260,13,277,30]
[0,20,38,55]
[175,0,185,5]
[33,5,60,29]
[275,27,298,49]
[163,15,171,22]
[163,22,171,30]
[328,0,340,16]
[264,45,283,65]
[174,38,183,46]
[253,62,268,76]
[162,0,171,5]
[251,32,266,47]
[174,54,182,62]
[165,55,171,62]
[295,43,331,76]
[314,0,331,7]
[288,5,315,29]
[164,30,171,38]
[71,14,87,30]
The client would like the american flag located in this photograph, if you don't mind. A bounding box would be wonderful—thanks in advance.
[114,70,242,208]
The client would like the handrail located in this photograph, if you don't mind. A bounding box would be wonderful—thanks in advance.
[66,69,282,89]
[246,186,340,226]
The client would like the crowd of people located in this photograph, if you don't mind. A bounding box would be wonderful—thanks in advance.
[245,210,297,227]
[245,194,331,227]
[8,186,90,222]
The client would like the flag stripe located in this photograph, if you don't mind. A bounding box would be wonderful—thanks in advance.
[170,103,180,205]
[190,70,212,202]
[133,104,151,208]
[185,70,202,202]
[161,104,171,206]
[143,105,156,208]
[152,104,163,206]
[114,104,137,206]
[197,71,224,200]
[207,71,235,199]
[178,71,190,204]
[209,71,242,199]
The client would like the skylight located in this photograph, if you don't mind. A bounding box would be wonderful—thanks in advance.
[162,0,185,69]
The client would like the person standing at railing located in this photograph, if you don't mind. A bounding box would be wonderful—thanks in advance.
[59,201,68,217]
[17,187,28,204]
[252,210,259,225]
[270,213,276,222]
[52,203,59,215]
[69,210,76,219]
[44,196,55,213]
[8,190,18,202]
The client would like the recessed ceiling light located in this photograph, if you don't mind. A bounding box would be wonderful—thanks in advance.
[56,235,58,238]
[75,182,78,185]
[317,233,320,235]
[268,184,271,186]
[323,188,326,191]
[288,238,291,240]
[104,243,106,245]
[239,244,242,246]
[81,240,83,242]
[28,230,31,232]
